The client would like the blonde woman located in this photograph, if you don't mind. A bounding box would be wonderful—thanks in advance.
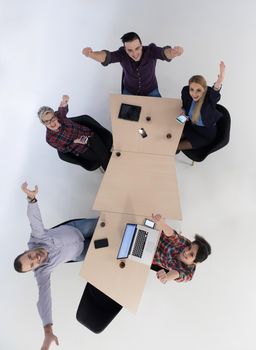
[177,61,225,150]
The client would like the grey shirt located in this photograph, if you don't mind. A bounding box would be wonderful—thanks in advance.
[27,202,85,326]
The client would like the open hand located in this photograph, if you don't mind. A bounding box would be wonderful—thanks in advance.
[217,61,225,83]
[60,95,69,107]
[21,182,38,200]
[152,213,164,223]
[41,332,59,350]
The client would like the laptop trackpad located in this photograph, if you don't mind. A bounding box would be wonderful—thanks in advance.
[145,241,155,253]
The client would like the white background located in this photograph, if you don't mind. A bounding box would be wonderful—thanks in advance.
[1,1,256,349]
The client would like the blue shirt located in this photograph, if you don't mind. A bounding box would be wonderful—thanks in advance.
[188,100,204,126]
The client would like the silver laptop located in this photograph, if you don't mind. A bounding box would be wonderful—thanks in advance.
[117,223,160,265]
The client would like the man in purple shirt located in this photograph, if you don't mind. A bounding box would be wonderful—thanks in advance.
[14,182,98,350]
[82,32,183,97]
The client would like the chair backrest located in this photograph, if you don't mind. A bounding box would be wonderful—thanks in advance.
[76,282,123,334]
[71,115,113,150]
[57,115,113,171]
[182,104,231,162]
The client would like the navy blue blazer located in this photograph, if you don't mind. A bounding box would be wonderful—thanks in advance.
[181,86,222,128]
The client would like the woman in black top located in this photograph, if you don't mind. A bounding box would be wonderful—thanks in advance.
[177,61,225,150]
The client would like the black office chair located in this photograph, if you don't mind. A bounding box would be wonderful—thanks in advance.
[57,115,113,171]
[76,282,123,334]
[182,104,231,164]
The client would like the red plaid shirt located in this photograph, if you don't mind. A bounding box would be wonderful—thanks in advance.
[152,231,196,282]
[46,106,94,155]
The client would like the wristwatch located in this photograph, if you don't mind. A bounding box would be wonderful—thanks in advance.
[27,197,37,203]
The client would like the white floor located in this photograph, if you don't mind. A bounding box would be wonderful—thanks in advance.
[1,1,255,349]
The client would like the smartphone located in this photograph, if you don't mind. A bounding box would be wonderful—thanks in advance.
[176,115,188,124]
[138,128,147,138]
[94,238,109,249]
[144,219,155,229]
[79,135,89,144]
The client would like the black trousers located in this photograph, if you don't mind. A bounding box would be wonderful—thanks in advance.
[58,134,111,171]
[79,133,111,170]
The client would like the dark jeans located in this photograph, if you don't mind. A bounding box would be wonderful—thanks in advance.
[123,87,161,97]
[66,218,99,261]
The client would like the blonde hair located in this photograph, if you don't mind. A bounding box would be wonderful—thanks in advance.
[188,75,207,124]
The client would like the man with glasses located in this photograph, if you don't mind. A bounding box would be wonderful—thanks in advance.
[38,94,111,171]
[14,182,98,350]
[82,32,184,97]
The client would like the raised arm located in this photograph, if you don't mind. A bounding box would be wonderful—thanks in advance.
[55,95,69,120]
[82,47,107,63]
[164,45,184,60]
[21,182,45,238]
[59,94,69,108]
[213,61,225,91]
[36,274,59,350]
[151,213,175,236]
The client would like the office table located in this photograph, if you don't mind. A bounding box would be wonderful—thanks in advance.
[80,211,155,314]
[80,94,184,312]
[110,94,183,156]
[93,150,182,219]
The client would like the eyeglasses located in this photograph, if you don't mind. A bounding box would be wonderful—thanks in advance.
[42,114,58,126]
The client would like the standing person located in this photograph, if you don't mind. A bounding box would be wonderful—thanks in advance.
[14,182,99,350]
[151,214,211,283]
[38,95,112,171]
[82,32,183,97]
[177,61,226,151]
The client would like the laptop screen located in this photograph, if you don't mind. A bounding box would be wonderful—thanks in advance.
[117,224,137,259]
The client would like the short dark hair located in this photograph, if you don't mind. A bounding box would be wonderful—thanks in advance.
[121,32,142,44]
[193,235,211,263]
[14,252,27,273]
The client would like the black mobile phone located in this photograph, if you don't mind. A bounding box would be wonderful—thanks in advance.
[139,128,148,138]
[94,238,109,249]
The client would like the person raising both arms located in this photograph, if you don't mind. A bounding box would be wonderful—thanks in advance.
[82,32,183,97]
[151,214,211,283]
[177,61,226,151]
[14,182,98,350]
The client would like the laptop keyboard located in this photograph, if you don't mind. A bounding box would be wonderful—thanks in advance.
[132,229,148,258]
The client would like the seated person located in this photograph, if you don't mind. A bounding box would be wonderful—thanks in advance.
[82,31,183,97]
[151,214,211,283]
[177,61,225,151]
[38,95,111,171]
[14,182,98,350]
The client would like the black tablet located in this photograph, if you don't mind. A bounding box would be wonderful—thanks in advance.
[118,103,141,122]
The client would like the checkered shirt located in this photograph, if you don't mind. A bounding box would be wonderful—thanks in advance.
[152,231,196,282]
[46,106,93,155]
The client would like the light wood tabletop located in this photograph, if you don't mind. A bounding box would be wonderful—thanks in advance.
[110,94,184,156]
